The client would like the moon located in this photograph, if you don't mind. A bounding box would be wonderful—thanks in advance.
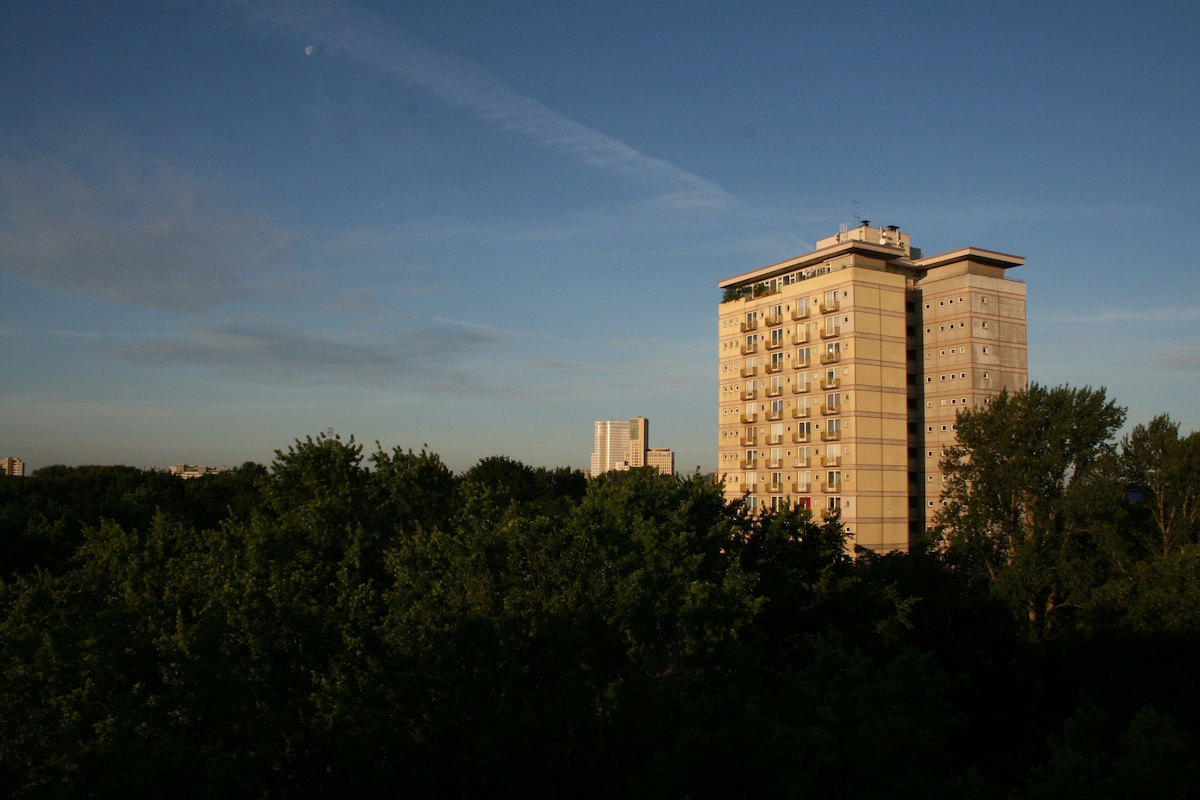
[304,44,314,56]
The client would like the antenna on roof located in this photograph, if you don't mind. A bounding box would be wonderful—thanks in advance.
[853,198,861,222]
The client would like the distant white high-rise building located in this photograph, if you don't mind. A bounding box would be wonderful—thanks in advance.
[590,417,673,476]
[1,456,25,477]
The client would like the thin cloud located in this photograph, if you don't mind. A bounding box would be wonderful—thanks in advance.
[0,132,293,312]
[226,0,734,209]
[1041,306,1200,325]
[105,322,503,386]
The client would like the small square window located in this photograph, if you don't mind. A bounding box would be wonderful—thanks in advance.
[941,399,947,406]
[982,321,988,329]
[942,425,948,431]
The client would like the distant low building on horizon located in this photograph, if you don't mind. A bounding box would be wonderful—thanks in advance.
[1,456,25,477]
[589,417,675,476]
[169,464,230,480]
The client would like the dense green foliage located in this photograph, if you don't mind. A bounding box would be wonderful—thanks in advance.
[2,402,1200,797]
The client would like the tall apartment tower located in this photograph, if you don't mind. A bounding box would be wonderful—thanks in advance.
[717,222,1026,553]
[591,417,650,476]
[0,456,25,477]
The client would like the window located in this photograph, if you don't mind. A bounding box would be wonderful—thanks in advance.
[982,321,989,329]
[926,376,933,383]
[982,346,989,354]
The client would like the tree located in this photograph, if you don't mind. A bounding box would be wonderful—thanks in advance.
[1121,415,1200,557]
[934,385,1126,639]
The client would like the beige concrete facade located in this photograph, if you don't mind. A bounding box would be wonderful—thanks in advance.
[718,222,1026,553]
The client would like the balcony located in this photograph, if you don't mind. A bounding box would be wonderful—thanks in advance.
[793,456,810,469]
[791,482,811,494]
[740,342,758,355]
[792,431,810,444]
[792,405,810,419]
[820,299,840,314]
[820,325,841,340]
[744,483,759,495]
[766,433,784,445]
[740,412,758,424]
[766,458,784,469]
[741,365,757,377]
[740,319,758,332]
[765,361,783,374]
[822,402,841,416]
[765,312,783,327]
[792,357,810,370]
[765,409,783,422]
[739,435,757,447]
[792,381,810,394]
[740,389,757,400]
[766,385,783,397]
[792,306,811,321]
[821,430,841,442]
[739,459,757,469]
[821,377,841,391]
[766,338,783,351]
[819,351,841,365]
[821,480,842,494]
[767,483,784,494]
[821,455,842,467]
[792,330,810,345]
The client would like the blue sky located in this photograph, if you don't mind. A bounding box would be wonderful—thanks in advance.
[2,0,1198,473]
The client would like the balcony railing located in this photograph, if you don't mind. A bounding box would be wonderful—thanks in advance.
[740,389,757,400]
[739,435,757,446]
[821,455,841,467]
[792,381,810,394]
[765,361,783,374]
[739,459,757,469]
[741,412,758,423]
[766,385,782,397]
[740,319,758,332]
[791,482,811,493]
[819,351,841,364]
[741,365,758,377]
[793,457,810,469]
[821,480,842,494]
[792,306,810,321]
[766,433,784,445]
[766,458,784,469]
[765,409,783,422]
[821,430,841,442]
[820,326,840,340]
[765,313,783,327]
[821,377,841,390]
[820,299,840,314]
[792,357,809,370]
[741,342,758,355]
[766,338,783,350]
[767,483,784,494]
[792,330,810,345]
[792,432,810,444]
[792,405,810,419]
[822,402,841,416]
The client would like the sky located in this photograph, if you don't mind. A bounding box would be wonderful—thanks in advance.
[2,0,1199,474]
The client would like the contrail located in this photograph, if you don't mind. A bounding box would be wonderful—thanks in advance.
[222,0,734,209]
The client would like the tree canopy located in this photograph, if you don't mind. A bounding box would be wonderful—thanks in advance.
[3,399,1200,797]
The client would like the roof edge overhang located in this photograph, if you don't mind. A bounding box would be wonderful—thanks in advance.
[912,247,1025,271]
[719,239,908,289]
